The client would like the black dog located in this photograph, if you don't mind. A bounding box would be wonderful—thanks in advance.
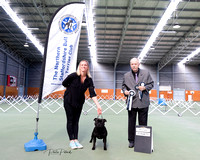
[89,118,108,150]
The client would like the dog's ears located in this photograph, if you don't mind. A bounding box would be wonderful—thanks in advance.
[93,118,107,122]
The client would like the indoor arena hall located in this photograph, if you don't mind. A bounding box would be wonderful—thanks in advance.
[0,0,200,160]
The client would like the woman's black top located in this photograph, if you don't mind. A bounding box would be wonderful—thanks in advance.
[62,72,96,107]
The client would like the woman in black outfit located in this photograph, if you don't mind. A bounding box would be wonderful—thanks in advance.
[62,60,102,150]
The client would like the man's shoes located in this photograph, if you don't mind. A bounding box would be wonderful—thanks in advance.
[129,141,134,148]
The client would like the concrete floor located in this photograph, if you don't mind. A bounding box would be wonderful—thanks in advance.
[0,107,200,160]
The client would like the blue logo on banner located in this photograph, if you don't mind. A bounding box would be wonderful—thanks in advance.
[59,15,79,34]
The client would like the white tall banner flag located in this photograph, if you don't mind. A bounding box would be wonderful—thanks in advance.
[41,2,85,99]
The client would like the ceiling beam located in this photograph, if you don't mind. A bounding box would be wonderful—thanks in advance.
[114,0,136,69]
[158,21,200,70]
[103,0,108,56]
[95,14,200,20]
[32,0,48,28]
[95,6,200,12]
[0,21,41,62]
[0,40,27,67]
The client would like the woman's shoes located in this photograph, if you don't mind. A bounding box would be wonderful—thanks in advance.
[69,141,77,150]
[69,140,83,149]
[74,140,83,149]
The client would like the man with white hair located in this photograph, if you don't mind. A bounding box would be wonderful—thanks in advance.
[122,58,154,148]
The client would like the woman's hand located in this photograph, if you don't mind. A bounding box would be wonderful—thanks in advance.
[91,96,102,115]
[97,106,102,115]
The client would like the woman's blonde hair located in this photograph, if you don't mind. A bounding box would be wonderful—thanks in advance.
[76,60,91,77]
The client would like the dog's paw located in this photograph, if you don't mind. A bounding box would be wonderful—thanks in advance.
[92,147,95,150]
[89,140,92,143]
[104,147,107,151]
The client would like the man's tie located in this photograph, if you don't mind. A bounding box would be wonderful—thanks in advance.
[135,73,138,83]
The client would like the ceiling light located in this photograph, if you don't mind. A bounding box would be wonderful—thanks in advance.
[178,47,200,65]
[85,0,97,64]
[161,30,177,34]
[173,23,181,29]
[150,47,155,50]
[81,22,87,26]
[0,0,44,54]
[27,28,39,30]
[138,0,182,62]
[24,42,29,47]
